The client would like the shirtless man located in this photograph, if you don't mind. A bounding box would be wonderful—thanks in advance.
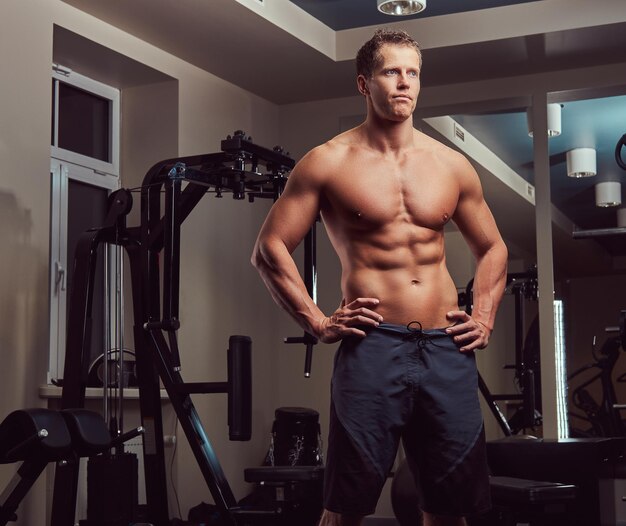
[252,29,508,526]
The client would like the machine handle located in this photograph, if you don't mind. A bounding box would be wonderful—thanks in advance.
[109,426,144,449]
[228,335,252,441]
[284,332,318,378]
[304,343,314,378]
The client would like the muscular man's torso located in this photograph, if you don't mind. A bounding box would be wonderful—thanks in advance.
[318,129,461,328]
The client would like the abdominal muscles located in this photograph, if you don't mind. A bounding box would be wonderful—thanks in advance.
[344,265,458,329]
[336,224,459,328]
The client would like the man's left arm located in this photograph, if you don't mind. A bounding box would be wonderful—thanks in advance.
[447,156,508,352]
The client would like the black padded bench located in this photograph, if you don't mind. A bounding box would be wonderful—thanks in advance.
[484,475,576,526]
[0,409,72,525]
[0,408,117,526]
[486,437,626,526]
[238,466,324,525]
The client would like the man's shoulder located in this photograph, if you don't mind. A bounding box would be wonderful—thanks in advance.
[299,130,358,169]
[289,137,348,188]
[320,129,360,156]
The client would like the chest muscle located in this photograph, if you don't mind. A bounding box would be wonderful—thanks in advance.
[323,162,458,231]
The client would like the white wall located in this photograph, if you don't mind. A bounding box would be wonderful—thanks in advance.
[0,3,58,524]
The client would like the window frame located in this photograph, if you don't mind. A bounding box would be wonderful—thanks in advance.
[48,66,121,383]
[51,66,120,177]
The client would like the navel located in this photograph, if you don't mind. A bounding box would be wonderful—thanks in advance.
[355,211,363,219]
[411,279,420,286]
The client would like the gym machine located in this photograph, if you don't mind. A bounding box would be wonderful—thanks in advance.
[0,408,142,525]
[51,132,323,525]
[461,268,541,436]
[569,310,626,438]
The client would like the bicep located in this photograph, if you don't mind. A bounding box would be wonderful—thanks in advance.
[452,163,503,257]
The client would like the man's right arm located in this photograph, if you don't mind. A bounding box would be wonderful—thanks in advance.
[251,147,381,343]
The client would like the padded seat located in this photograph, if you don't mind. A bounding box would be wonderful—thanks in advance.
[0,409,73,526]
[478,476,577,526]
[0,409,71,463]
[61,408,111,457]
[490,476,576,505]
[242,466,324,526]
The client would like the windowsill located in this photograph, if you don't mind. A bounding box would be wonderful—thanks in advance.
[39,384,169,400]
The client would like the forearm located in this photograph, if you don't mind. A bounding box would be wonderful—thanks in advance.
[252,239,325,337]
[471,241,508,331]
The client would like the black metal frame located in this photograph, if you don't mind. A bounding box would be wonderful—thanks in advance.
[51,132,317,526]
[463,269,540,436]
[569,331,624,437]
[616,133,626,171]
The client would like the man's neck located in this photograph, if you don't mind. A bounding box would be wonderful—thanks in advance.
[361,114,415,154]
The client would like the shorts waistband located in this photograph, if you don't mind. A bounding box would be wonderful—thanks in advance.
[371,322,454,337]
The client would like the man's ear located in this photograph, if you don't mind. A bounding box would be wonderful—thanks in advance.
[356,75,369,96]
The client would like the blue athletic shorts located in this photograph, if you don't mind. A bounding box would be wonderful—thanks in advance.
[323,322,491,517]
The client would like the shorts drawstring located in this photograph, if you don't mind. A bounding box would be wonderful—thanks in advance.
[402,320,445,350]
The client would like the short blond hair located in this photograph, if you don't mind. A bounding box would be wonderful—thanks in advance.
[356,29,422,78]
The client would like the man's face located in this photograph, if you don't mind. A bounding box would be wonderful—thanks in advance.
[358,43,421,122]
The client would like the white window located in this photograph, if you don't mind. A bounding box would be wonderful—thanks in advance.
[48,66,120,383]
[51,65,120,174]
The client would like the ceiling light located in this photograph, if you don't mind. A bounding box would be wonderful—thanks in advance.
[566,148,596,178]
[595,182,622,208]
[526,103,562,138]
[377,0,426,16]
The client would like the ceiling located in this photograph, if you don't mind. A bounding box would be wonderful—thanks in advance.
[60,0,626,104]
[289,0,539,30]
[453,95,626,229]
[60,0,626,263]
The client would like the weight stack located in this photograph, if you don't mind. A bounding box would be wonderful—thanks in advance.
[85,453,138,526]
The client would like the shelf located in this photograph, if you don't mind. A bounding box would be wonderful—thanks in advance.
[39,385,169,400]
[573,227,626,238]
